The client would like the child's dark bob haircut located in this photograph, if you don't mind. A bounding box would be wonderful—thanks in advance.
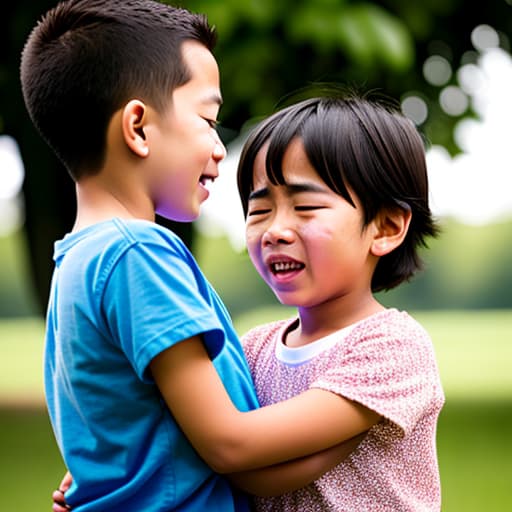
[237,95,440,292]
[20,0,216,180]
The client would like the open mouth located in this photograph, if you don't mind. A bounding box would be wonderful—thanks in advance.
[270,260,305,275]
[199,175,216,187]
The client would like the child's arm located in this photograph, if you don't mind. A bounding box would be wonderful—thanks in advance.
[150,335,380,473]
[51,435,364,510]
[227,433,366,497]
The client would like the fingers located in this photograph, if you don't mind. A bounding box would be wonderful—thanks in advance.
[53,471,73,511]
[60,471,73,492]
[52,489,72,511]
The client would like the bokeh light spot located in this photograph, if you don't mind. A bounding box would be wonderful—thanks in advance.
[423,55,452,86]
[471,24,500,52]
[439,86,469,116]
[401,95,428,125]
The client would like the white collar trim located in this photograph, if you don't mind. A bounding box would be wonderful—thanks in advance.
[275,320,354,367]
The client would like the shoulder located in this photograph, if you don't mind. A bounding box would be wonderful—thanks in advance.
[105,220,206,287]
[58,219,199,294]
[348,309,441,385]
[354,308,432,348]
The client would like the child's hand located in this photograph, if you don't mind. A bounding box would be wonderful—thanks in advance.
[52,471,72,511]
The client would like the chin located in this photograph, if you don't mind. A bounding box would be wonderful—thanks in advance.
[273,293,297,307]
[274,292,315,309]
[157,207,199,223]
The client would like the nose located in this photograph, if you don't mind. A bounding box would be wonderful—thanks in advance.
[262,215,295,246]
[212,132,227,162]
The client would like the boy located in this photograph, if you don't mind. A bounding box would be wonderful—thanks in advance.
[24,1,369,511]
[21,1,257,510]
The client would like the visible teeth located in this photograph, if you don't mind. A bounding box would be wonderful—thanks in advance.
[200,176,214,185]
[272,262,302,272]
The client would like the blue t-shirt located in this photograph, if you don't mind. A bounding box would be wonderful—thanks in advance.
[45,218,259,511]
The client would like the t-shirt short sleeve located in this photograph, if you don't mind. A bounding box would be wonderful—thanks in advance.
[311,313,439,436]
[102,239,225,382]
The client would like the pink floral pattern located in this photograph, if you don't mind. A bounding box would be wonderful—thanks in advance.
[242,309,445,511]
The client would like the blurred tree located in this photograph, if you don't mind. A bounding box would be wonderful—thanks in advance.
[181,0,512,154]
[1,0,511,311]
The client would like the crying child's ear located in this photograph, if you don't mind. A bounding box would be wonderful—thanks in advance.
[370,207,412,257]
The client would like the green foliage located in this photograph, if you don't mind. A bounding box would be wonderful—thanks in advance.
[180,0,418,130]
[284,1,415,70]
[336,4,414,70]
[175,0,512,156]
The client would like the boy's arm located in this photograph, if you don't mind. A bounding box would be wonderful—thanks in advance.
[227,433,366,497]
[51,435,365,510]
[150,335,380,473]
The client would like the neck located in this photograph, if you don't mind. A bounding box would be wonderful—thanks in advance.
[287,293,384,347]
[73,176,155,232]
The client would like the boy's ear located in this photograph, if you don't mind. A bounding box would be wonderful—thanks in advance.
[121,99,150,157]
[370,207,412,257]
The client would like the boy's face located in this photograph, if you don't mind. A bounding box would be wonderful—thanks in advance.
[147,41,226,222]
[245,137,379,310]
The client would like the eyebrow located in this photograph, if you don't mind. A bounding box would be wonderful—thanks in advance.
[248,182,328,201]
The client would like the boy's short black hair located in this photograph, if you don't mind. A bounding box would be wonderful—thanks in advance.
[20,0,216,180]
[237,94,440,292]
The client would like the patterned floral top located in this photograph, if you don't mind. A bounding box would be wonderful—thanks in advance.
[242,308,445,512]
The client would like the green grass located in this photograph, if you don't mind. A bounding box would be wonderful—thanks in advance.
[1,310,511,511]
[436,400,512,511]
[0,408,65,510]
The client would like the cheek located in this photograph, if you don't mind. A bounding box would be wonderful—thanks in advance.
[245,225,261,249]
[170,127,213,162]
[298,221,337,243]
[298,221,359,269]
[245,232,266,270]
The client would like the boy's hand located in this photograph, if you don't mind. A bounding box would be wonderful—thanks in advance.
[52,471,72,511]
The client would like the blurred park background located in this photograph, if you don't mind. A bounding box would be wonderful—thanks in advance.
[1,0,511,509]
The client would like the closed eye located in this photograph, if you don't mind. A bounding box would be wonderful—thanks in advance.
[204,118,219,129]
[295,206,326,211]
[247,209,271,216]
